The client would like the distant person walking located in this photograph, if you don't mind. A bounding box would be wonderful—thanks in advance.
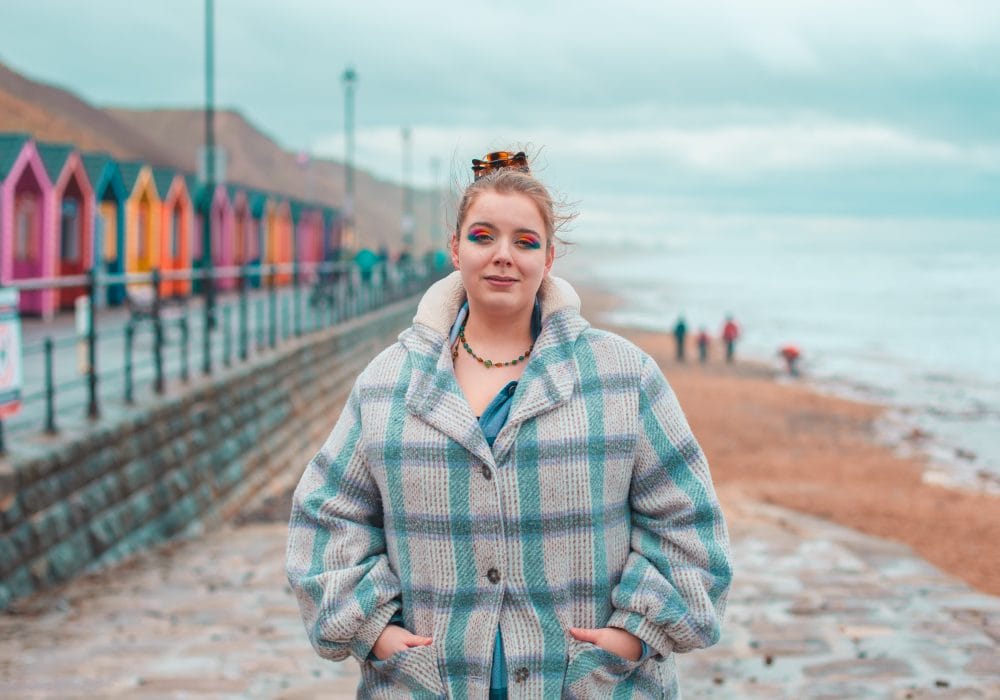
[722,314,740,364]
[673,315,688,361]
[780,344,801,376]
[696,327,710,364]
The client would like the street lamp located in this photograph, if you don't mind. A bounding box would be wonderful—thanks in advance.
[202,0,216,375]
[401,127,414,251]
[341,66,358,250]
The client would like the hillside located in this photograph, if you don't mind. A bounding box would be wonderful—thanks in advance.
[0,62,178,165]
[0,60,444,251]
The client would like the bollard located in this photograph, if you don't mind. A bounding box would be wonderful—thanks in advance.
[43,338,57,434]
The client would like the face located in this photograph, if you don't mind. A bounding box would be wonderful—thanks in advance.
[451,190,555,319]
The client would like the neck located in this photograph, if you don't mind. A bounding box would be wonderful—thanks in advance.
[463,300,535,350]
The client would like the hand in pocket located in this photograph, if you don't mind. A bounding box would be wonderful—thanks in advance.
[569,626,643,662]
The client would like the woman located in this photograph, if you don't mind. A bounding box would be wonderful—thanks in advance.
[286,151,732,698]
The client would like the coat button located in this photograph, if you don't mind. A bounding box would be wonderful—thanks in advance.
[514,667,530,683]
[486,568,501,584]
[481,465,492,480]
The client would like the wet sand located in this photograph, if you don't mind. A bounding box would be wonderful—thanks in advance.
[576,282,1000,597]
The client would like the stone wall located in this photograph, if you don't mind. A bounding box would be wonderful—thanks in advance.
[0,296,419,610]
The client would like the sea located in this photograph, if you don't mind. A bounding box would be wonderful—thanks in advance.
[561,203,1000,492]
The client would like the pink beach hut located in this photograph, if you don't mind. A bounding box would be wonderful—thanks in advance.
[37,142,95,310]
[0,134,56,317]
[188,177,234,292]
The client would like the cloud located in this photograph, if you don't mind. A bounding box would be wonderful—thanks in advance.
[313,116,1000,188]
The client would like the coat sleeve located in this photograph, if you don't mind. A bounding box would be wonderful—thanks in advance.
[607,355,732,657]
[285,381,402,662]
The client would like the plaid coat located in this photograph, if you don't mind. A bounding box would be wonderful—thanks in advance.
[286,272,731,699]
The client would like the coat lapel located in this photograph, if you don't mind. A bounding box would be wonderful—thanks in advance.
[404,333,496,468]
[491,308,587,464]
[401,271,588,469]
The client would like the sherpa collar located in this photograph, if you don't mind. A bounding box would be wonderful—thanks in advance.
[400,271,588,467]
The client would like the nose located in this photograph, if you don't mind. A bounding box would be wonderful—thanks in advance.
[492,238,513,267]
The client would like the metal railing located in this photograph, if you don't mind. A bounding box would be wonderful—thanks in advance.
[0,258,445,454]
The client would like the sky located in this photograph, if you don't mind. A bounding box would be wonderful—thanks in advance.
[1,0,999,238]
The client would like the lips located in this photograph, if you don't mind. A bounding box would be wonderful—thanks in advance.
[485,276,517,282]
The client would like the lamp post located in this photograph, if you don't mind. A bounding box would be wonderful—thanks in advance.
[401,127,414,251]
[202,0,216,375]
[430,157,442,249]
[341,66,358,250]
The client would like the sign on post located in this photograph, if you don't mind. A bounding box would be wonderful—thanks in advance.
[0,289,23,419]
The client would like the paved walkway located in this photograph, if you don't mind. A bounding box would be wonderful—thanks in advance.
[0,493,997,699]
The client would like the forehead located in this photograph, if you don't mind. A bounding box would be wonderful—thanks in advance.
[462,191,546,233]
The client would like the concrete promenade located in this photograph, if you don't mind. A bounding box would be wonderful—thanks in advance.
[0,488,997,699]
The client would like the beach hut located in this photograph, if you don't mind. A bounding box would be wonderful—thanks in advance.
[188,178,234,292]
[265,197,293,286]
[246,189,268,288]
[37,143,95,310]
[119,162,161,290]
[0,134,55,317]
[153,168,193,298]
[322,206,341,261]
[82,153,127,307]
[293,202,326,282]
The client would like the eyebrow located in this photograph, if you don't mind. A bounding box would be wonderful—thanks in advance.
[466,221,542,237]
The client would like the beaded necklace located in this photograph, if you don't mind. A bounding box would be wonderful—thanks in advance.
[453,324,533,368]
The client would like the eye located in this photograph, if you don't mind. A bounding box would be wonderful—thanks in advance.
[514,235,542,250]
[467,227,493,243]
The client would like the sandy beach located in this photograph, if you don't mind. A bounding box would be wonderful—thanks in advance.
[576,282,1000,597]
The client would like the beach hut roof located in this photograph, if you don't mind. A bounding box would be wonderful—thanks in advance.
[152,167,179,198]
[323,207,337,229]
[0,132,31,179]
[36,142,75,182]
[118,161,147,192]
[184,174,216,212]
[248,190,268,218]
[81,153,126,201]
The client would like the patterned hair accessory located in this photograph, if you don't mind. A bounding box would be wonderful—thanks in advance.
[471,151,529,180]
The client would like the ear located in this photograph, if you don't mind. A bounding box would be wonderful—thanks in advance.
[543,242,555,275]
[450,234,460,269]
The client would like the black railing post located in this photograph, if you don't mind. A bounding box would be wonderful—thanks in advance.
[239,265,248,361]
[44,338,57,434]
[293,259,302,337]
[202,266,213,376]
[125,322,134,404]
[281,294,290,341]
[256,298,265,352]
[223,304,232,367]
[269,266,277,349]
[86,268,99,419]
[180,312,190,383]
[152,269,164,395]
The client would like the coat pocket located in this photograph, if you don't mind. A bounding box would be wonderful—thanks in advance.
[562,639,643,697]
[363,644,445,699]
